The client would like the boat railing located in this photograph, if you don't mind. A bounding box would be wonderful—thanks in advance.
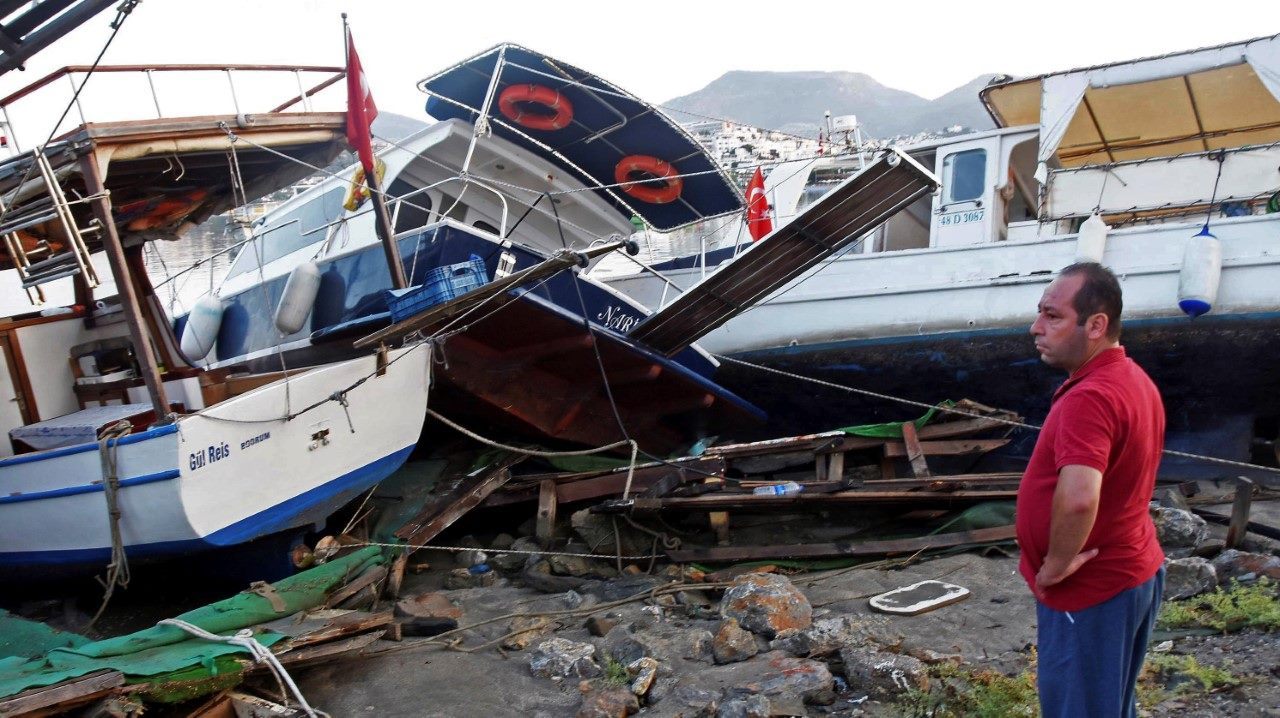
[591,243,689,310]
[388,176,509,240]
[1044,142,1280,224]
[0,64,345,153]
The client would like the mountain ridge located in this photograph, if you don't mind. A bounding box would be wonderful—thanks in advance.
[663,70,999,139]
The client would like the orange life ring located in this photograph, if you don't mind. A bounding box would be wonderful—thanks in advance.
[498,84,573,131]
[614,155,683,205]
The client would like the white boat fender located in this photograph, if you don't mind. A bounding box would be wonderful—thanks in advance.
[1177,226,1222,318]
[275,260,322,335]
[180,295,224,361]
[1074,213,1108,263]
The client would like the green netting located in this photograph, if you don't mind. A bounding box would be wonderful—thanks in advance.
[0,546,384,699]
[838,401,955,438]
[0,610,88,661]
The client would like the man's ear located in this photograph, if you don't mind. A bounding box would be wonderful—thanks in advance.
[1086,312,1109,340]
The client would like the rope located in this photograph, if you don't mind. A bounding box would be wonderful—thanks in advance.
[158,619,322,718]
[87,420,135,629]
[714,354,1280,476]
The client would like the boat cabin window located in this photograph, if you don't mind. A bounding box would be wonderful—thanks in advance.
[472,220,499,235]
[387,178,434,234]
[226,188,345,278]
[943,149,987,203]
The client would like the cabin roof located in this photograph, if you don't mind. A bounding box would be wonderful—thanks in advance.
[981,34,1280,165]
[418,43,744,232]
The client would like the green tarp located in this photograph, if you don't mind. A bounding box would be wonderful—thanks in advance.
[0,546,384,700]
[0,611,88,660]
[839,401,955,438]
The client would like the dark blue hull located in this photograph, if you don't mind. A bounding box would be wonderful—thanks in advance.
[715,312,1280,483]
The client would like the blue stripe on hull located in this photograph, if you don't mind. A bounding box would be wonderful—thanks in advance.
[0,445,414,571]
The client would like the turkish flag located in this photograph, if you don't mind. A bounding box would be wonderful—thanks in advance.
[745,167,772,241]
[345,31,379,176]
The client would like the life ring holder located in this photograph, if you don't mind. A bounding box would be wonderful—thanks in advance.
[614,155,683,204]
[497,84,573,131]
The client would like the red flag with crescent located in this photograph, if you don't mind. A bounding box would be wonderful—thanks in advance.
[745,167,772,241]
[345,30,379,176]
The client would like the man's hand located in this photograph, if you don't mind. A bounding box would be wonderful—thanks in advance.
[1035,548,1099,593]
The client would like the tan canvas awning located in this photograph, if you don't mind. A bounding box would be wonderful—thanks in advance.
[981,34,1280,171]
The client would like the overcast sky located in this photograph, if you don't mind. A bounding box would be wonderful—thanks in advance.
[1,0,1277,136]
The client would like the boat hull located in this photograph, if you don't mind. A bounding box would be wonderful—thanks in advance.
[0,348,430,575]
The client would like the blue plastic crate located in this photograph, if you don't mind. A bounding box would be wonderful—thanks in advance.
[386,255,489,322]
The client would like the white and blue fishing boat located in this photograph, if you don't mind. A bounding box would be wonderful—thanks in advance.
[0,63,430,577]
[192,44,772,456]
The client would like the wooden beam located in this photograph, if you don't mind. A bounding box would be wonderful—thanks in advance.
[1225,477,1254,549]
[900,422,931,479]
[536,479,557,546]
[324,566,388,608]
[881,439,1010,458]
[648,489,1017,512]
[0,670,123,716]
[79,153,170,418]
[394,454,526,548]
[666,525,1017,563]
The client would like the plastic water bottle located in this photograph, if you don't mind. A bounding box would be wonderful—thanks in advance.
[752,481,803,496]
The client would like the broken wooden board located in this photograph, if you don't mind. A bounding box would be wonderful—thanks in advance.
[869,580,971,616]
[665,525,1016,563]
[0,669,123,717]
[394,454,526,548]
[646,488,1017,513]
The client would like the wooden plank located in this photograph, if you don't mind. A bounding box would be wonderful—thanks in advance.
[273,610,394,651]
[536,480,558,546]
[826,452,845,483]
[490,458,726,507]
[1193,508,1280,542]
[881,439,1010,458]
[324,566,388,609]
[0,670,123,717]
[666,525,1017,563]
[1225,477,1254,549]
[901,422,931,478]
[649,489,1017,512]
[863,472,1024,490]
[394,455,526,548]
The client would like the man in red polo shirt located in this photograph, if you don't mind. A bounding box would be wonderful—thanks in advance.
[1017,262,1166,718]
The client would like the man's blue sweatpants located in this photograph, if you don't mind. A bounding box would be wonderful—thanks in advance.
[1035,566,1165,718]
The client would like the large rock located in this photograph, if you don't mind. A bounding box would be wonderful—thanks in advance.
[770,615,874,658]
[1163,557,1218,600]
[600,626,652,666]
[530,638,603,679]
[839,647,929,699]
[492,536,542,572]
[713,618,760,664]
[394,592,462,621]
[577,688,639,718]
[1151,506,1209,549]
[572,508,654,557]
[715,694,771,718]
[721,573,813,638]
[1211,549,1280,583]
[627,657,660,697]
[752,652,833,702]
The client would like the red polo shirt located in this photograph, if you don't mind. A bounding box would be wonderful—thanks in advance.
[1016,347,1166,611]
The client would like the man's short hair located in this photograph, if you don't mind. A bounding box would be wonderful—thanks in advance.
[1060,262,1123,339]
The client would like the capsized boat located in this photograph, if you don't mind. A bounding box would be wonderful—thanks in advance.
[601,34,1280,479]
[0,64,430,576]
[198,44,766,456]
[192,44,936,457]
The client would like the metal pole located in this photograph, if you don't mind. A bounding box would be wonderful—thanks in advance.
[78,153,171,420]
[145,69,162,118]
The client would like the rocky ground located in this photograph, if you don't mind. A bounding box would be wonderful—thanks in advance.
[289,500,1280,718]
